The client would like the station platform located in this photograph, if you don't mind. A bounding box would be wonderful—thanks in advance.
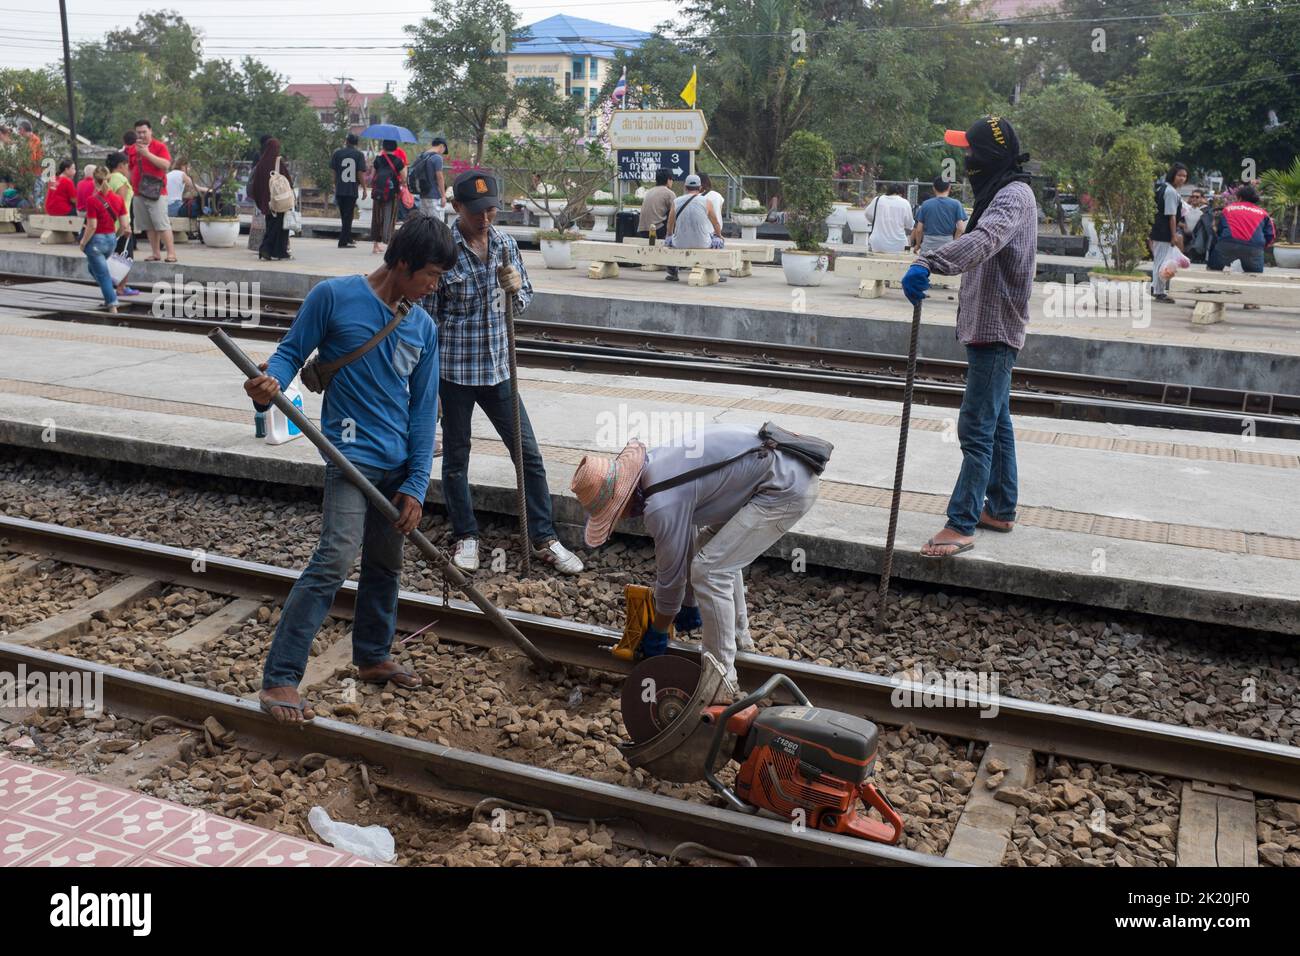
[2,233,1297,396]
[0,757,379,866]
[1,306,1297,635]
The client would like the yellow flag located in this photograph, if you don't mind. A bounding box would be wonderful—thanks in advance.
[679,66,697,108]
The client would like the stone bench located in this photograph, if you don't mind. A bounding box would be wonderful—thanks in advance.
[1168,273,1300,325]
[622,236,776,276]
[570,241,744,286]
[169,216,197,242]
[836,255,961,298]
[25,213,82,245]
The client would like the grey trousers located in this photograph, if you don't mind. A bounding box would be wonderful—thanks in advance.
[1151,240,1173,295]
[685,478,819,684]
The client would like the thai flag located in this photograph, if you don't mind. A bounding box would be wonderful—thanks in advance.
[612,67,627,102]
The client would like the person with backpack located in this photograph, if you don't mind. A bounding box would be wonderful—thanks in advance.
[410,137,448,218]
[371,139,407,254]
[569,423,825,698]
[249,138,294,261]
[1150,162,1187,303]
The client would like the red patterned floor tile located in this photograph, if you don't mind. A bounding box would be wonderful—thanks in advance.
[153,815,271,867]
[12,778,133,829]
[0,816,66,867]
[86,796,199,851]
[0,761,67,811]
[21,833,139,867]
[130,855,187,867]
[346,858,381,866]
[239,834,351,867]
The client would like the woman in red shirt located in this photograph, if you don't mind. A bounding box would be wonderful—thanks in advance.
[44,160,78,216]
[75,163,97,212]
[79,166,127,313]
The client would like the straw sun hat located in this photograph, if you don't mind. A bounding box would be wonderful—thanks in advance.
[570,439,647,547]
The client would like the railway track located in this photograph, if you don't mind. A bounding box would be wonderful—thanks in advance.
[4,273,1297,439]
[2,514,1295,867]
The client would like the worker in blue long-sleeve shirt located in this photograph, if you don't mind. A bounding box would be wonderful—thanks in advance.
[242,215,457,724]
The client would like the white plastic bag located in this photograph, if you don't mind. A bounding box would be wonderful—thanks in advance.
[307,806,396,863]
[285,208,302,234]
[107,252,132,285]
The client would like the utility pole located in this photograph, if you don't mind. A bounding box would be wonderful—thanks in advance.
[59,0,79,176]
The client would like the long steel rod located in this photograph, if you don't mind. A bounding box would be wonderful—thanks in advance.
[501,268,531,575]
[206,327,553,669]
[878,299,923,603]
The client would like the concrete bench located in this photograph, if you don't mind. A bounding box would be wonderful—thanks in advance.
[570,241,744,286]
[169,216,197,242]
[1168,273,1300,325]
[836,255,961,298]
[0,208,20,232]
[25,213,82,245]
[622,236,776,276]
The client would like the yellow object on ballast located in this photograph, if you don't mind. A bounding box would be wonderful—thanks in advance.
[613,584,675,661]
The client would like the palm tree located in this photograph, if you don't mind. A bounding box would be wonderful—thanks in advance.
[1260,157,1300,244]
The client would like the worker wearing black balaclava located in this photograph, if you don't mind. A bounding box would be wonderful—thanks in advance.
[950,116,1032,233]
[900,115,1038,561]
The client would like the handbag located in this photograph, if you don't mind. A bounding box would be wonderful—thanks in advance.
[107,251,132,285]
[300,298,412,393]
[137,173,162,201]
[268,157,295,214]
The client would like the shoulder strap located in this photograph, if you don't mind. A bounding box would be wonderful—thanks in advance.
[274,156,281,176]
[868,194,881,235]
[316,297,412,377]
[642,444,766,499]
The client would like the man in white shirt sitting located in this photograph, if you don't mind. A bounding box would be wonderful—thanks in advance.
[865,184,915,254]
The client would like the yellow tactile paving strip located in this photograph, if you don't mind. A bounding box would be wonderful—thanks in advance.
[2,376,1297,561]
[3,322,1296,470]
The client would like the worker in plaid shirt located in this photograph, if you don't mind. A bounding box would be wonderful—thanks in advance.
[902,116,1037,559]
[422,170,584,574]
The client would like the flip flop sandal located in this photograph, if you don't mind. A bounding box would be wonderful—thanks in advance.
[360,666,422,688]
[165,257,178,263]
[977,517,1015,533]
[920,537,975,559]
[259,695,314,723]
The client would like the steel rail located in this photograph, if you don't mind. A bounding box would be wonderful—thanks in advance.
[5,514,1299,801]
[0,640,945,867]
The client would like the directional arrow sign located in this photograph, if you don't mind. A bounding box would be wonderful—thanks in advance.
[608,110,708,150]
[616,150,693,182]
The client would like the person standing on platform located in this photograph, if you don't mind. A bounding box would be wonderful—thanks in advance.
[18,121,43,207]
[1150,162,1187,303]
[131,119,176,263]
[901,115,1036,559]
[423,170,585,575]
[865,183,915,253]
[911,176,968,254]
[410,137,448,218]
[249,138,293,261]
[79,166,128,314]
[330,132,367,248]
[105,151,139,298]
[242,215,457,724]
[370,139,406,254]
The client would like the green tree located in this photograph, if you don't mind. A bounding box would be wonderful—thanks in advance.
[404,0,521,164]
[1089,133,1155,274]
[1030,0,1179,89]
[1123,0,1300,171]
[0,68,69,124]
[777,130,836,251]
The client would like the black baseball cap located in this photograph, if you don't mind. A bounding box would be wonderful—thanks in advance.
[431,136,447,149]
[452,170,499,212]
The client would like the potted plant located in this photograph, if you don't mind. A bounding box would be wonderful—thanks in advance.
[537,228,583,269]
[1261,157,1300,268]
[1087,135,1155,308]
[732,195,766,240]
[176,123,251,248]
[486,131,614,243]
[777,131,836,286]
[587,189,616,233]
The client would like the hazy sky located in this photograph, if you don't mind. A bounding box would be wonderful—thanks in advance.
[6,1,684,96]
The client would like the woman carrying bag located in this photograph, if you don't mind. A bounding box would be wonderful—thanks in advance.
[370,139,407,254]
[249,138,294,261]
[79,166,129,314]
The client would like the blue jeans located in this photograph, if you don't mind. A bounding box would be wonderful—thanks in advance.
[262,463,408,689]
[1208,238,1264,273]
[946,344,1019,535]
[439,378,556,544]
[83,234,118,306]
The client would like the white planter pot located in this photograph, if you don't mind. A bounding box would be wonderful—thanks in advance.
[589,207,614,233]
[782,250,830,286]
[1089,274,1149,318]
[1272,244,1300,269]
[845,208,871,246]
[200,218,240,248]
[732,211,765,240]
[540,238,576,269]
[523,198,561,231]
[825,202,851,244]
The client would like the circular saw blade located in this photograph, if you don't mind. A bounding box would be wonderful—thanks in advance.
[621,655,702,746]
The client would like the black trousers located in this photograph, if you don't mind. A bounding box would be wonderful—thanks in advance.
[259,212,290,259]
[337,195,357,246]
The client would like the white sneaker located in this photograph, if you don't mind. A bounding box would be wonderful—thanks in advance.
[536,539,583,574]
[452,538,479,571]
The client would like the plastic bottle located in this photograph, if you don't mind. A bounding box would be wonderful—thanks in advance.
[254,410,267,438]
[265,382,304,445]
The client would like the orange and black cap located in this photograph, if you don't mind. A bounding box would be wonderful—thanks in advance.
[452,170,499,212]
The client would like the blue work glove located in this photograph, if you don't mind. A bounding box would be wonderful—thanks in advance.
[901,263,931,305]
[636,625,670,660]
[674,605,702,633]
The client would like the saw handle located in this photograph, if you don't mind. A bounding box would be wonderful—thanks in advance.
[703,673,811,812]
